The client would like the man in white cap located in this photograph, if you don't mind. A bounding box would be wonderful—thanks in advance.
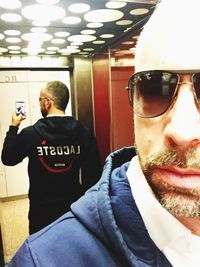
[7,0,200,266]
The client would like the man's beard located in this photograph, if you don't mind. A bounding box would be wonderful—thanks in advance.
[137,147,200,217]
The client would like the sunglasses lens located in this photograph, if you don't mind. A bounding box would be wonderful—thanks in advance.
[128,71,178,117]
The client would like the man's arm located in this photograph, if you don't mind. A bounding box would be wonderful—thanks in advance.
[1,112,27,165]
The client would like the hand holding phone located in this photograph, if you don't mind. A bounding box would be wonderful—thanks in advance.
[16,101,25,116]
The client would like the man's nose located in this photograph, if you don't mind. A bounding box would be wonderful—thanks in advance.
[164,85,200,149]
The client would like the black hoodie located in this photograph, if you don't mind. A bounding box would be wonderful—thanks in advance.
[1,116,102,233]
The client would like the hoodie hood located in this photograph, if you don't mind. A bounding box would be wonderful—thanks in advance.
[33,116,85,142]
[71,147,172,266]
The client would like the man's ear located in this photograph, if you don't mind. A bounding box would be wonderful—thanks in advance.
[46,98,52,109]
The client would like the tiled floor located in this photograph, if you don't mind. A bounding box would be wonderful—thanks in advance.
[0,196,29,264]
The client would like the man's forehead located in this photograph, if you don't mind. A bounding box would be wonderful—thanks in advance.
[135,0,200,72]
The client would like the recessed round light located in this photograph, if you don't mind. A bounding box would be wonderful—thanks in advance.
[0,0,21,9]
[4,30,21,36]
[58,48,80,54]
[81,30,96,35]
[122,41,134,45]
[54,32,70,37]
[6,37,21,43]
[116,20,133,26]
[22,32,52,42]
[87,22,103,28]
[92,40,105,44]
[9,50,21,54]
[1,13,22,22]
[21,47,45,54]
[8,45,21,50]
[62,16,81,24]
[84,9,123,23]
[100,34,114,38]
[0,34,5,40]
[70,42,83,46]
[68,34,96,43]
[68,3,90,13]
[130,8,149,15]
[22,4,65,21]
[0,47,8,53]
[105,1,127,9]
[83,48,94,51]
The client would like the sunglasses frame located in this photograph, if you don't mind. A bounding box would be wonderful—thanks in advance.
[127,70,200,118]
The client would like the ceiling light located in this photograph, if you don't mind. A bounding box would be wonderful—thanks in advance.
[116,20,133,26]
[51,38,65,44]
[58,48,80,54]
[92,40,105,44]
[87,22,103,28]
[105,1,127,9]
[122,41,134,45]
[36,0,59,4]
[84,9,123,22]
[9,50,21,54]
[68,34,96,43]
[22,32,52,42]
[21,47,45,54]
[130,8,149,15]
[70,42,83,46]
[6,37,21,43]
[8,45,21,50]
[31,27,47,33]
[83,48,94,51]
[0,0,21,9]
[54,32,70,37]
[4,30,21,36]
[0,47,8,53]
[1,13,22,22]
[81,30,96,35]
[100,34,114,38]
[68,3,90,13]
[0,34,5,40]
[22,4,65,21]
[62,16,81,24]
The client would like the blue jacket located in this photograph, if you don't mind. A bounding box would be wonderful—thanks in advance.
[8,147,172,267]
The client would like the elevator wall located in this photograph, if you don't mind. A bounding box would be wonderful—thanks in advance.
[0,70,71,197]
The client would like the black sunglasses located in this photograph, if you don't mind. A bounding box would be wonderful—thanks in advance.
[127,70,200,118]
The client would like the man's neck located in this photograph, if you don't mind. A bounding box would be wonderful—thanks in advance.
[48,109,65,116]
[177,217,200,236]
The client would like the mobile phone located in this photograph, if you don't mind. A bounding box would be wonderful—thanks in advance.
[16,101,25,116]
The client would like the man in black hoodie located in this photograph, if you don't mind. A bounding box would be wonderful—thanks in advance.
[1,80,102,234]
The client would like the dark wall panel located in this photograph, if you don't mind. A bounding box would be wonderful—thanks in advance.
[111,67,134,151]
[74,57,94,131]
[92,55,111,164]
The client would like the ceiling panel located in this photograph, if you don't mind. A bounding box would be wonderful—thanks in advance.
[0,0,158,58]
